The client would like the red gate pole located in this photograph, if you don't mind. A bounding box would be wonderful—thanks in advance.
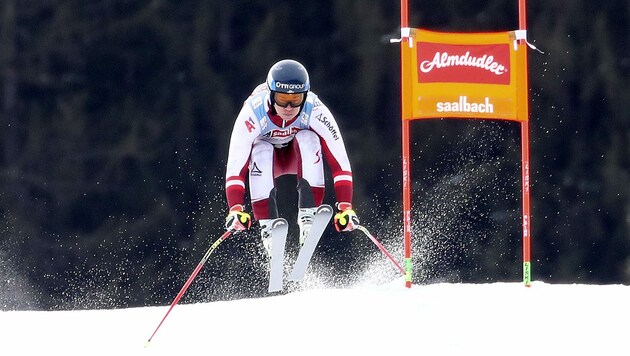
[400,0,413,288]
[518,0,532,287]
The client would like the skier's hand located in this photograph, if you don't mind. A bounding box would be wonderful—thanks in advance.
[225,205,252,232]
[334,202,360,232]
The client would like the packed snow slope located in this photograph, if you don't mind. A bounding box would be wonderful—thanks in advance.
[1,280,628,356]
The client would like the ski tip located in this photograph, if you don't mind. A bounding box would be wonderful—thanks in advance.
[318,204,333,213]
[144,340,151,348]
[271,218,288,228]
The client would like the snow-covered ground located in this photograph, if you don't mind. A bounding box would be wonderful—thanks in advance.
[1,280,628,355]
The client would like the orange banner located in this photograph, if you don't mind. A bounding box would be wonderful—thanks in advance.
[401,29,528,121]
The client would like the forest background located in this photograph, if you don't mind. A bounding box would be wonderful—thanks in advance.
[1,0,628,310]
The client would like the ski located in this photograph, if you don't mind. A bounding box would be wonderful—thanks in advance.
[288,205,333,281]
[268,218,288,293]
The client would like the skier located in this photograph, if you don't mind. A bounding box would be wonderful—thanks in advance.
[224,59,360,256]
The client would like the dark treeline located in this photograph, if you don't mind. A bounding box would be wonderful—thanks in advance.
[1,0,628,310]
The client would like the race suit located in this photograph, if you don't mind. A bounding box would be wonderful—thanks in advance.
[225,83,353,220]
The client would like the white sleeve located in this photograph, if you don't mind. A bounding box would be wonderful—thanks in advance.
[226,104,260,181]
[308,99,352,174]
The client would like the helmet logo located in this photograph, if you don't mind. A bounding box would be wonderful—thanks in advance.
[275,82,305,90]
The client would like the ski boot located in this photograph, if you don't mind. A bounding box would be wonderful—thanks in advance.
[297,207,318,246]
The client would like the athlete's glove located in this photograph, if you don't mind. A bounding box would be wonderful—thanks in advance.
[225,204,252,232]
[333,202,360,232]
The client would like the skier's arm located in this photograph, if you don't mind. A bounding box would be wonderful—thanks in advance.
[225,105,259,210]
[308,100,354,208]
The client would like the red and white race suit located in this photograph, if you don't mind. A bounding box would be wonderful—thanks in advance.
[225,84,353,220]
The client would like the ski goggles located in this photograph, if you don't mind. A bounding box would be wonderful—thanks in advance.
[273,92,305,108]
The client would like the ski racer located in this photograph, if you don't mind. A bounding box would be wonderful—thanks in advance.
[224,59,360,256]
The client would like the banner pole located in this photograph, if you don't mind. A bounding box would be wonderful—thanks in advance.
[400,0,413,288]
[518,0,532,286]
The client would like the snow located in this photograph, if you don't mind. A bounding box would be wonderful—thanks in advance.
[1,280,628,355]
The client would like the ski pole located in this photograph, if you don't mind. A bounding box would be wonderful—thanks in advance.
[146,229,232,346]
[356,225,406,275]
